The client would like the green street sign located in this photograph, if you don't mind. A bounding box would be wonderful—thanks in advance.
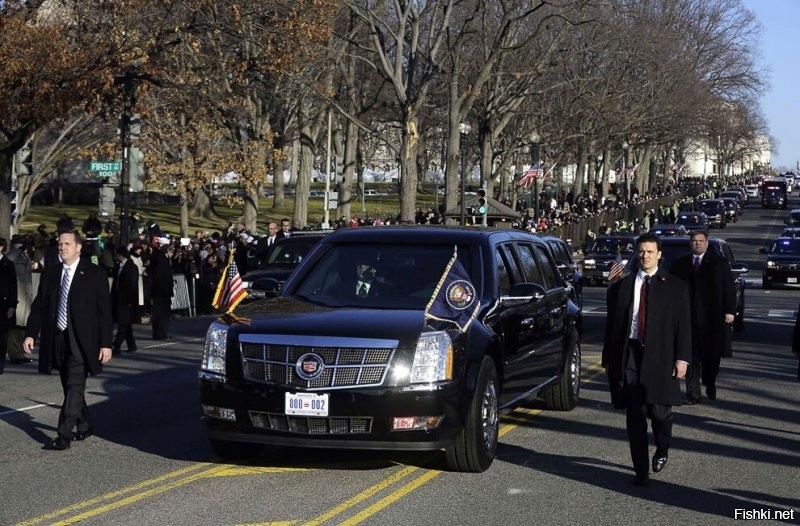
[90,161,121,178]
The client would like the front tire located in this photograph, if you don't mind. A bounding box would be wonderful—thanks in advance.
[445,357,499,473]
[543,327,581,411]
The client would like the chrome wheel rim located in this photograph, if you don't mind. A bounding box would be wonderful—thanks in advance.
[481,379,498,450]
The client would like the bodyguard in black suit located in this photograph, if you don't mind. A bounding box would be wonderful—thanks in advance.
[669,231,736,403]
[603,233,691,486]
[112,246,139,354]
[0,238,18,374]
[23,231,113,450]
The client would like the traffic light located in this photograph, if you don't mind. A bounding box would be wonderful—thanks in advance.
[477,187,488,216]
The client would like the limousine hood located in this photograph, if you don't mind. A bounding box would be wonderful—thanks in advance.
[225,296,429,343]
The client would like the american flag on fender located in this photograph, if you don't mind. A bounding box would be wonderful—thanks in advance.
[607,249,625,283]
[213,248,248,312]
[518,163,544,188]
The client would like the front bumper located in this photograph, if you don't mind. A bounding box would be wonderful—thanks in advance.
[198,374,467,450]
[763,268,800,287]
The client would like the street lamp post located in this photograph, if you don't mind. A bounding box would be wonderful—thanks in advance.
[459,123,471,226]
[529,131,540,220]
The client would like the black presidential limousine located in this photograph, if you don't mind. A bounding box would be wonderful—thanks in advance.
[198,226,581,472]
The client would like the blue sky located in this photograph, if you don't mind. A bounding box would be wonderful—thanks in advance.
[741,0,800,170]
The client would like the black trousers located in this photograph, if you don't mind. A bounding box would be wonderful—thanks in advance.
[113,323,137,352]
[686,335,721,399]
[55,332,91,439]
[0,328,8,374]
[151,297,171,339]
[624,340,673,478]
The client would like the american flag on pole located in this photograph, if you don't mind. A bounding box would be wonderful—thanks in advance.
[518,162,544,188]
[607,249,625,283]
[213,249,248,313]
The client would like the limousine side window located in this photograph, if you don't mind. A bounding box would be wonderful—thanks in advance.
[495,247,513,296]
[532,244,561,289]
[514,243,545,287]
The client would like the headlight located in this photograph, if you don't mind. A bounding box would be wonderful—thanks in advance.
[241,281,251,290]
[410,331,453,384]
[766,261,776,268]
[583,259,596,268]
[202,322,228,375]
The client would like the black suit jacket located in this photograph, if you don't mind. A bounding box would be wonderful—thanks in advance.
[669,251,736,358]
[26,259,113,375]
[0,255,17,331]
[602,268,691,407]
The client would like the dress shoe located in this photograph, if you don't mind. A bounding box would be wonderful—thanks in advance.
[10,357,34,364]
[43,436,71,450]
[706,385,717,400]
[685,397,700,405]
[652,454,668,473]
[632,474,650,486]
[71,430,93,441]
[125,347,137,353]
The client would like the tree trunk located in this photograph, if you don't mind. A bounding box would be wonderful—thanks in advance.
[574,145,586,197]
[337,119,358,222]
[179,190,189,237]
[290,134,300,187]
[398,111,420,224]
[444,113,461,225]
[602,146,611,198]
[294,125,314,229]
[272,148,286,210]
[189,187,222,222]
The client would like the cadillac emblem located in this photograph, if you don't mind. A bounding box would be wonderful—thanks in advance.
[445,280,475,310]
[295,353,325,381]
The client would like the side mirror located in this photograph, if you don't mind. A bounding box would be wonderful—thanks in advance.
[251,277,282,298]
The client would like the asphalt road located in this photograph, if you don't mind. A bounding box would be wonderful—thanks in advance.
[1,196,799,526]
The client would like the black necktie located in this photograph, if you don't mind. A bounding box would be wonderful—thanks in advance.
[637,275,650,343]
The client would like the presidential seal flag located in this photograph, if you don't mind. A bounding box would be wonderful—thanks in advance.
[424,247,480,332]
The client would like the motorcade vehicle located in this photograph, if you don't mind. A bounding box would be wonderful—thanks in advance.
[745,184,759,198]
[581,234,636,286]
[676,212,709,234]
[780,227,800,237]
[696,199,727,229]
[784,209,800,227]
[623,236,748,331]
[242,233,328,300]
[720,197,740,223]
[199,226,581,472]
[540,235,583,314]
[719,190,745,211]
[762,178,788,209]
[760,237,800,289]
[648,224,688,237]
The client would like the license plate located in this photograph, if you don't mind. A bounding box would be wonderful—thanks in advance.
[602,271,609,277]
[788,277,797,284]
[285,392,329,417]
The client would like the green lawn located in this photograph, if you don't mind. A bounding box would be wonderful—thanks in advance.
[17,192,442,236]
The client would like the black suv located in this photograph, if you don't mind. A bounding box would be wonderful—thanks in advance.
[624,236,748,331]
[581,235,636,286]
[198,227,581,472]
[696,199,726,229]
[760,237,800,289]
[676,212,709,234]
[242,233,327,300]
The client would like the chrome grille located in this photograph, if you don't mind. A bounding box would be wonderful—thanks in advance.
[240,340,395,390]
[249,411,372,434]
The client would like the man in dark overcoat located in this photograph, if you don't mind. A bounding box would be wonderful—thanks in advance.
[0,238,17,374]
[111,246,139,354]
[23,230,112,450]
[603,232,691,486]
[669,231,736,403]
[148,237,173,340]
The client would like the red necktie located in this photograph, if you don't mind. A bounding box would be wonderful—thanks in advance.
[638,275,650,343]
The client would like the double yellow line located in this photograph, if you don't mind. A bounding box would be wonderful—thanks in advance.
[21,359,606,526]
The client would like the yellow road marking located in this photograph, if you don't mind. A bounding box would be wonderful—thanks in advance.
[338,469,443,526]
[18,462,217,525]
[300,465,419,526]
[210,466,309,477]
